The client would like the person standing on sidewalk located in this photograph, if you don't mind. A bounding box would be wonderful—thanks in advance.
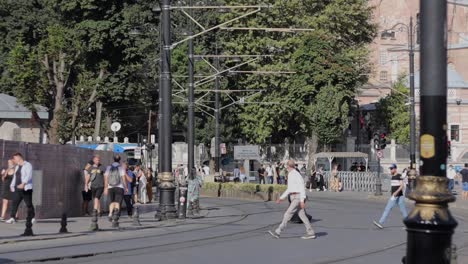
[146,168,153,203]
[373,164,408,229]
[104,155,127,221]
[1,159,15,221]
[6,153,35,224]
[258,165,266,184]
[269,160,316,240]
[447,165,456,193]
[266,164,274,184]
[84,155,105,216]
[461,163,468,200]
[122,162,135,217]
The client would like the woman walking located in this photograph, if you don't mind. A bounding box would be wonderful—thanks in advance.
[1,159,15,220]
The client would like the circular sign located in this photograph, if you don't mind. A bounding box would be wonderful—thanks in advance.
[377,150,383,159]
[179,197,186,203]
[110,122,121,132]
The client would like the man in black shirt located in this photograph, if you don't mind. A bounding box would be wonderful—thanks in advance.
[461,163,468,200]
[373,164,408,229]
[258,165,266,184]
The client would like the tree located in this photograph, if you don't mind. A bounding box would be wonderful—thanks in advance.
[373,78,410,144]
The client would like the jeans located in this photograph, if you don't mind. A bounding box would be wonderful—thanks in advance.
[378,196,408,225]
[259,176,265,184]
[267,176,274,184]
[448,179,454,191]
[123,195,133,216]
[10,189,35,219]
[279,176,285,184]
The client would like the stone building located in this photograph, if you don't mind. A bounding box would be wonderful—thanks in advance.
[357,0,468,164]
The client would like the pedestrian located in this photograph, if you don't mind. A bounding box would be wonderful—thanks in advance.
[84,155,105,216]
[316,166,327,191]
[6,153,35,224]
[258,165,266,184]
[266,164,274,184]
[279,163,286,185]
[203,164,210,176]
[1,159,15,221]
[133,164,144,203]
[146,168,154,203]
[268,160,316,240]
[329,165,342,192]
[139,170,148,204]
[122,163,135,217]
[373,164,408,229]
[447,165,456,193]
[240,166,247,183]
[460,163,468,200]
[233,165,240,183]
[104,155,127,222]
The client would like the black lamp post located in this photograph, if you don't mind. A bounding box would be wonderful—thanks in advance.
[403,0,457,263]
[158,0,177,220]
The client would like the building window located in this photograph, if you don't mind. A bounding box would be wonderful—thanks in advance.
[380,31,395,40]
[450,124,460,142]
[379,71,388,82]
[380,51,388,65]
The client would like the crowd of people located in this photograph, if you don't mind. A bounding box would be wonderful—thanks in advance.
[81,155,156,218]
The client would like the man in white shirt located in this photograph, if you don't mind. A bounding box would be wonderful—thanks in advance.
[447,165,456,192]
[6,152,35,224]
[266,165,274,184]
[269,160,316,240]
[203,165,210,176]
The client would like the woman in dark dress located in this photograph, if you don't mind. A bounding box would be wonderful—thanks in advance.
[1,159,15,220]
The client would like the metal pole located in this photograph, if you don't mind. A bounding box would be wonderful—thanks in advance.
[214,53,220,173]
[408,16,417,191]
[158,0,177,220]
[187,0,195,181]
[375,157,382,196]
[404,1,457,263]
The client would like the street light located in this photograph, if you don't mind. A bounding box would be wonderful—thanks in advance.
[383,16,419,191]
[403,1,457,263]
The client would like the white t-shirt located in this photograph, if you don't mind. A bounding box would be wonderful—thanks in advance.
[203,166,210,175]
[447,168,456,180]
[105,163,126,189]
[266,166,273,177]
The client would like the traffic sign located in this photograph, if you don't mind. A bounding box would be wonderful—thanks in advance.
[377,150,383,159]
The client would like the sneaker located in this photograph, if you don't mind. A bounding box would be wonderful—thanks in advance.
[301,234,317,240]
[373,221,384,229]
[31,218,36,224]
[0,217,4,221]
[268,230,280,239]
[5,218,16,224]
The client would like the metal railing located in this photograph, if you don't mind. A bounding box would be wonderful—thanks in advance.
[323,171,391,193]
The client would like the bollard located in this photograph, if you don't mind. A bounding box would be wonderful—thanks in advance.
[89,209,99,231]
[22,210,34,236]
[111,208,120,228]
[59,213,68,233]
[132,206,141,226]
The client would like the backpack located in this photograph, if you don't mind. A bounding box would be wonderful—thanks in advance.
[108,165,121,187]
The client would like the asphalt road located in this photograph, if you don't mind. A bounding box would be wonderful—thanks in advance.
[0,193,466,264]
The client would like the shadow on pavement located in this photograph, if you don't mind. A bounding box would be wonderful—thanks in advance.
[0,258,16,264]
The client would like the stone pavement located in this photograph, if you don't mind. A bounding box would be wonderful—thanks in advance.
[0,192,465,264]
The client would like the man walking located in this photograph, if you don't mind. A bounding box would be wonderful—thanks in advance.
[461,163,468,200]
[104,155,127,223]
[269,160,316,240]
[6,153,35,224]
[84,155,105,216]
[373,164,408,229]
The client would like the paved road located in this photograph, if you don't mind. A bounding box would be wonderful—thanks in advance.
[0,192,466,264]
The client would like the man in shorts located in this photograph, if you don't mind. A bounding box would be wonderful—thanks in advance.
[104,155,127,222]
[84,155,105,216]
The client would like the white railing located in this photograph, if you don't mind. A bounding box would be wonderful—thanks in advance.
[323,171,390,192]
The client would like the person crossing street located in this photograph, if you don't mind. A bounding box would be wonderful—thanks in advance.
[269,160,316,240]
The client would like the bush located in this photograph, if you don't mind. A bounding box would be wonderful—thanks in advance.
[202,182,287,194]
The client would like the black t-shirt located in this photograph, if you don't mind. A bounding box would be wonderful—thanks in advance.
[390,174,403,196]
[87,163,105,188]
[461,168,468,183]
[258,168,265,177]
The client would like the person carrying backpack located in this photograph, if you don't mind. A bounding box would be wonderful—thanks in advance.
[104,155,127,222]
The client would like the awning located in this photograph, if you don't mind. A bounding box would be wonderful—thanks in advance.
[312,152,368,159]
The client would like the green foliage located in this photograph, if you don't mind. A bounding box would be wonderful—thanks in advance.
[203,182,287,193]
[373,78,410,144]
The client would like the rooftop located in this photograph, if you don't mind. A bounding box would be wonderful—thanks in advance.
[0,93,48,119]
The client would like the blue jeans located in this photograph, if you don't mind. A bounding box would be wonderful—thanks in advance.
[448,179,454,191]
[267,176,274,184]
[378,196,408,225]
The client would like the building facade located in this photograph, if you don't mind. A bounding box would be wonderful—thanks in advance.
[359,0,468,164]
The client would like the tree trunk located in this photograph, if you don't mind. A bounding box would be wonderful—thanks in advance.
[306,133,319,170]
[93,101,103,139]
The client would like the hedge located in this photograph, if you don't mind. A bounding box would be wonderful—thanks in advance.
[203,182,287,194]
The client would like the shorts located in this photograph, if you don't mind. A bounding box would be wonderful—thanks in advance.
[92,187,104,199]
[463,182,468,192]
[82,190,92,201]
[108,188,124,203]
